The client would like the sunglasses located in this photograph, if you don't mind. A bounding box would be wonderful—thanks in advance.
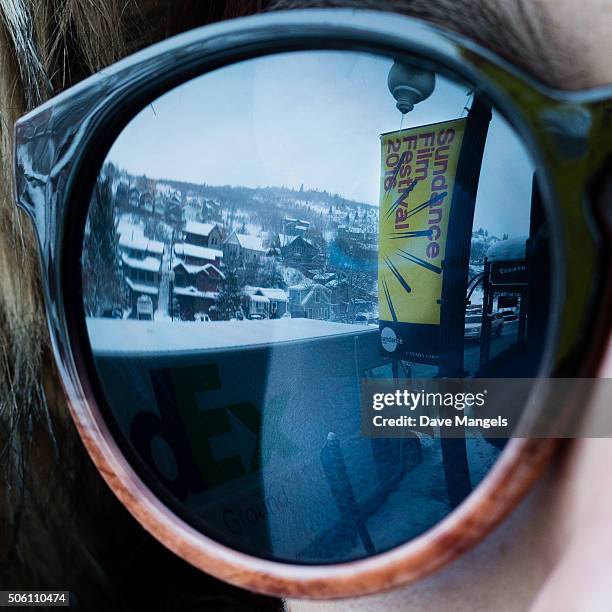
[13,8,611,598]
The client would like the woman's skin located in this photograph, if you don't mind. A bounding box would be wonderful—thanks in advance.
[0,0,610,610]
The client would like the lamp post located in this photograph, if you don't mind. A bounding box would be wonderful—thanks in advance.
[387,61,435,114]
[385,60,492,510]
[385,61,435,381]
[383,60,438,488]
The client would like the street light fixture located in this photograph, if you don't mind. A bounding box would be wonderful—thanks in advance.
[387,60,435,114]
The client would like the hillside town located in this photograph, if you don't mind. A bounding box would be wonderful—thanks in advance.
[82,163,507,325]
[83,163,382,324]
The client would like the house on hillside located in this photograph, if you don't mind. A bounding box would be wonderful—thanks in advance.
[172,286,218,320]
[223,230,266,263]
[336,224,378,260]
[288,283,331,320]
[173,242,223,268]
[183,220,223,248]
[118,230,164,314]
[272,216,313,251]
[284,217,310,237]
[171,262,224,319]
[165,193,183,228]
[242,286,288,319]
[171,242,224,319]
[202,199,222,222]
[280,235,319,267]
[312,272,337,286]
[172,261,224,293]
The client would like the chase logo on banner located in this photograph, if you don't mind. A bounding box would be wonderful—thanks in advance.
[378,118,467,363]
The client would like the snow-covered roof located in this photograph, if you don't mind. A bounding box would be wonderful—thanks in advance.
[126,277,159,295]
[284,235,314,248]
[87,317,372,353]
[277,233,298,247]
[174,242,223,261]
[116,217,142,237]
[243,286,288,301]
[235,233,266,252]
[486,237,527,262]
[122,254,161,272]
[172,286,218,299]
[285,217,309,225]
[202,263,225,278]
[172,261,201,275]
[301,284,331,306]
[249,295,269,303]
[173,260,225,278]
[184,220,217,236]
[119,232,165,255]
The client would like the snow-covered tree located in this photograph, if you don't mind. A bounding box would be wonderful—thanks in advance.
[257,259,286,288]
[170,296,181,321]
[215,267,243,320]
[82,176,126,316]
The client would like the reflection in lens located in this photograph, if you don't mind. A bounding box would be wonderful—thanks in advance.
[81,51,551,563]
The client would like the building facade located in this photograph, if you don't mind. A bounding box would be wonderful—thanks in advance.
[288,283,331,320]
[242,286,289,319]
[183,220,223,248]
[171,242,224,319]
[223,230,267,262]
[118,230,164,315]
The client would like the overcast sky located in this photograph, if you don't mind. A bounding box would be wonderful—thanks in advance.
[107,51,535,237]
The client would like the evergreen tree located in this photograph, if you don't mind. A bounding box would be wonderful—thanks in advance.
[82,176,125,316]
[170,296,181,321]
[215,267,243,320]
[258,259,285,288]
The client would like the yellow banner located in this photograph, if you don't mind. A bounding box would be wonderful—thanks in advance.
[378,118,466,326]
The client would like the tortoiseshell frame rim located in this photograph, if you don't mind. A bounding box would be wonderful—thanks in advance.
[12,8,612,599]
